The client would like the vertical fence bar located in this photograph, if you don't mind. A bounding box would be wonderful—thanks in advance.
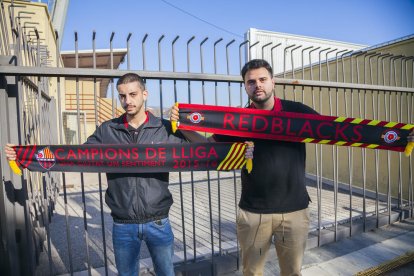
[301,46,313,102]
[158,35,165,118]
[316,47,330,244]
[248,41,259,61]
[0,3,11,55]
[199,36,216,263]
[109,32,115,118]
[385,56,392,224]
[186,35,198,261]
[370,53,381,229]
[142,34,148,110]
[237,40,248,269]
[200,37,208,104]
[35,25,54,276]
[308,49,320,244]
[198,35,215,264]
[396,58,404,215]
[94,30,108,276]
[239,40,249,106]
[356,53,367,232]
[282,44,296,100]
[381,54,392,224]
[126,33,131,70]
[187,36,195,103]
[142,34,148,70]
[213,38,223,105]
[226,38,239,265]
[213,37,223,256]
[261,42,271,60]
[348,52,355,236]
[291,45,301,102]
[283,44,296,79]
[271,43,281,73]
[42,174,53,275]
[171,34,188,263]
[364,53,378,229]
[309,47,320,82]
[332,49,345,241]
[226,39,235,106]
[349,51,364,235]
[341,51,352,237]
[291,45,301,79]
[55,29,74,275]
[75,31,92,275]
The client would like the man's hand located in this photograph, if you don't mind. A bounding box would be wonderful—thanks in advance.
[170,104,179,122]
[244,141,254,159]
[405,130,414,157]
[408,130,414,142]
[4,144,17,161]
[244,141,254,173]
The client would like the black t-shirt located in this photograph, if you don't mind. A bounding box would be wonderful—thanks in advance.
[214,99,318,213]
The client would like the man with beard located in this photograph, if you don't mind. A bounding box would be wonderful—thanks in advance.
[171,59,318,276]
[6,73,185,276]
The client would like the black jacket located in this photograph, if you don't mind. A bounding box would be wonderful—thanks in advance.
[215,100,318,213]
[86,112,185,223]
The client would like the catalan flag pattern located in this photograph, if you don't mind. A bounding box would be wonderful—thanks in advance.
[217,142,247,171]
[37,147,55,160]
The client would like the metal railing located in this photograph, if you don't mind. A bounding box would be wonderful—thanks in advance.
[1,2,414,275]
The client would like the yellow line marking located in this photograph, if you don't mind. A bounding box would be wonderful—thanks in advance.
[384,122,398,128]
[367,144,379,149]
[367,120,381,126]
[302,138,314,143]
[351,118,364,124]
[335,141,347,146]
[334,117,346,122]
[401,124,414,130]
[351,143,363,147]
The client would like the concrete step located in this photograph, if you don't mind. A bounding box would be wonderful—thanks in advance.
[220,217,414,275]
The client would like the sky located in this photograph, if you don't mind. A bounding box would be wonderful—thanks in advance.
[52,0,414,107]
[59,0,414,50]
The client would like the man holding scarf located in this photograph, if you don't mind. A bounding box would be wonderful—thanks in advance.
[171,59,317,275]
[6,73,185,276]
[169,59,414,276]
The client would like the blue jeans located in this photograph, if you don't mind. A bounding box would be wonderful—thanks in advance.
[112,218,175,276]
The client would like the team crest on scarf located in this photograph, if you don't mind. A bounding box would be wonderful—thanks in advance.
[35,147,56,170]
[187,112,204,124]
[382,130,400,144]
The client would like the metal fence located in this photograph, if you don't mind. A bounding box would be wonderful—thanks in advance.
[1,3,414,275]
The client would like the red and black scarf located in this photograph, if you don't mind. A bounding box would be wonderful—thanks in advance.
[174,103,414,154]
[11,143,249,174]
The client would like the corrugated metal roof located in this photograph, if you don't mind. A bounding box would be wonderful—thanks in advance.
[246,28,367,75]
[359,34,414,52]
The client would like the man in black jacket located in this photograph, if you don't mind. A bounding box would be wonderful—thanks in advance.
[6,73,185,276]
[171,59,317,275]
[85,73,185,276]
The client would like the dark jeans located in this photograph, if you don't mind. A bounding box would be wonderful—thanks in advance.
[112,218,175,276]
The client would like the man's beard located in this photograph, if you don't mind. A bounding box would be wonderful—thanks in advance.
[250,91,272,104]
[124,103,143,117]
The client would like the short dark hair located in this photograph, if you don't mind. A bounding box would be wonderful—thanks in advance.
[241,59,273,81]
[116,73,146,90]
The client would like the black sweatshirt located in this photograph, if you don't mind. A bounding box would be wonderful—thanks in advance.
[214,99,318,213]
